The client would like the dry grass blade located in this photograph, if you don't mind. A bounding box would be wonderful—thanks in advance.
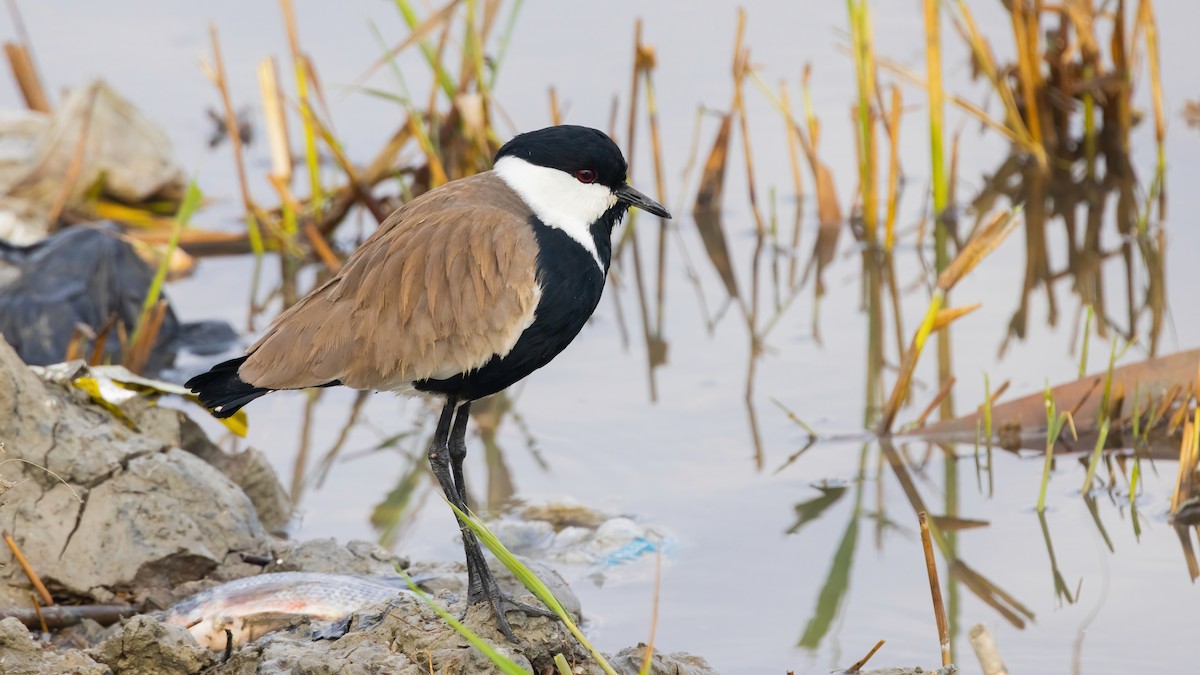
[748,69,842,228]
[354,0,461,91]
[931,303,981,332]
[946,0,1044,167]
[936,208,1022,291]
[879,209,1020,433]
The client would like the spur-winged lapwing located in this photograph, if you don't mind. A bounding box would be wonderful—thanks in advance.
[187,125,670,638]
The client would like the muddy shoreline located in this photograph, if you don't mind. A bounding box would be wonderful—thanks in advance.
[0,335,721,674]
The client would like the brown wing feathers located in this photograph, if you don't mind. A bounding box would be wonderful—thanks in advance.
[238,173,540,392]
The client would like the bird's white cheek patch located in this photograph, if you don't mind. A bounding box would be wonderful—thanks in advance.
[494,156,615,272]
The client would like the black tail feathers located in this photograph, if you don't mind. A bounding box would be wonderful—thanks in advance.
[185,356,272,418]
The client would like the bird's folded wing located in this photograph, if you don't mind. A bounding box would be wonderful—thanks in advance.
[240,176,540,391]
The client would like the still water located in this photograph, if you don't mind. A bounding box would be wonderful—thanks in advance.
[10,1,1200,673]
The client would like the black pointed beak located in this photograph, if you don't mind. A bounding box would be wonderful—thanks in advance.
[616,183,671,219]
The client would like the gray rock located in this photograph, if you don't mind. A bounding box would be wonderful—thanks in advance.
[610,645,721,675]
[0,617,109,674]
[0,335,270,607]
[267,537,408,576]
[90,615,212,675]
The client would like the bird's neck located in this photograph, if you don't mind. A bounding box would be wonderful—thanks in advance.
[588,204,627,272]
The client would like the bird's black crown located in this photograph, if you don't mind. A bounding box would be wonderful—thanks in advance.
[494,125,628,189]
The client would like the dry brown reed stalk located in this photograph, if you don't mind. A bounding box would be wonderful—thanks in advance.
[880,441,1034,627]
[918,512,951,667]
[3,531,54,607]
[257,57,293,186]
[1136,0,1166,216]
[946,0,1044,169]
[293,99,390,224]
[615,18,658,401]
[30,593,48,633]
[845,639,886,673]
[730,11,766,240]
[780,81,805,207]
[206,24,265,255]
[279,0,323,209]
[640,40,670,336]
[637,545,664,675]
[1171,410,1199,517]
[123,299,167,375]
[3,42,49,112]
[883,85,902,251]
[1008,0,1045,151]
[89,313,117,366]
[548,86,562,125]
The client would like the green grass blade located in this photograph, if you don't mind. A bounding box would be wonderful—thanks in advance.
[486,0,524,89]
[130,179,202,350]
[397,569,527,675]
[393,0,459,100]
[553,653,573,675]
[1078,304,1093,377]
[1080,418,1111,494]
[447,501,618,675]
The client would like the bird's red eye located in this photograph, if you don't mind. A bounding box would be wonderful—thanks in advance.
[575,169,597,184]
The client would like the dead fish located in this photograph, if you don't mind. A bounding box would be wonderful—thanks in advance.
[161,571,418,650]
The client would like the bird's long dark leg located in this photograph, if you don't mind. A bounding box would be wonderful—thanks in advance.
[443,398,558,641]
[428,397,487,595]
[446,400,487,602]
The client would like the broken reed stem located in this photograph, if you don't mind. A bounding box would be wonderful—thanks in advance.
[1172,412,1199,515]
[30,593,48,633]
[641,43,671,337]
[846,639,886,673]
[548,86,562,125]
[208,23,264,256]
[780,81,805,205]
[3,42,50,113]
[123,300,167,374]
[968,623,1009,675]
[638,546,664,675]
[3,532,54,607]
[918,512,951,667]
[257,57,293,185]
